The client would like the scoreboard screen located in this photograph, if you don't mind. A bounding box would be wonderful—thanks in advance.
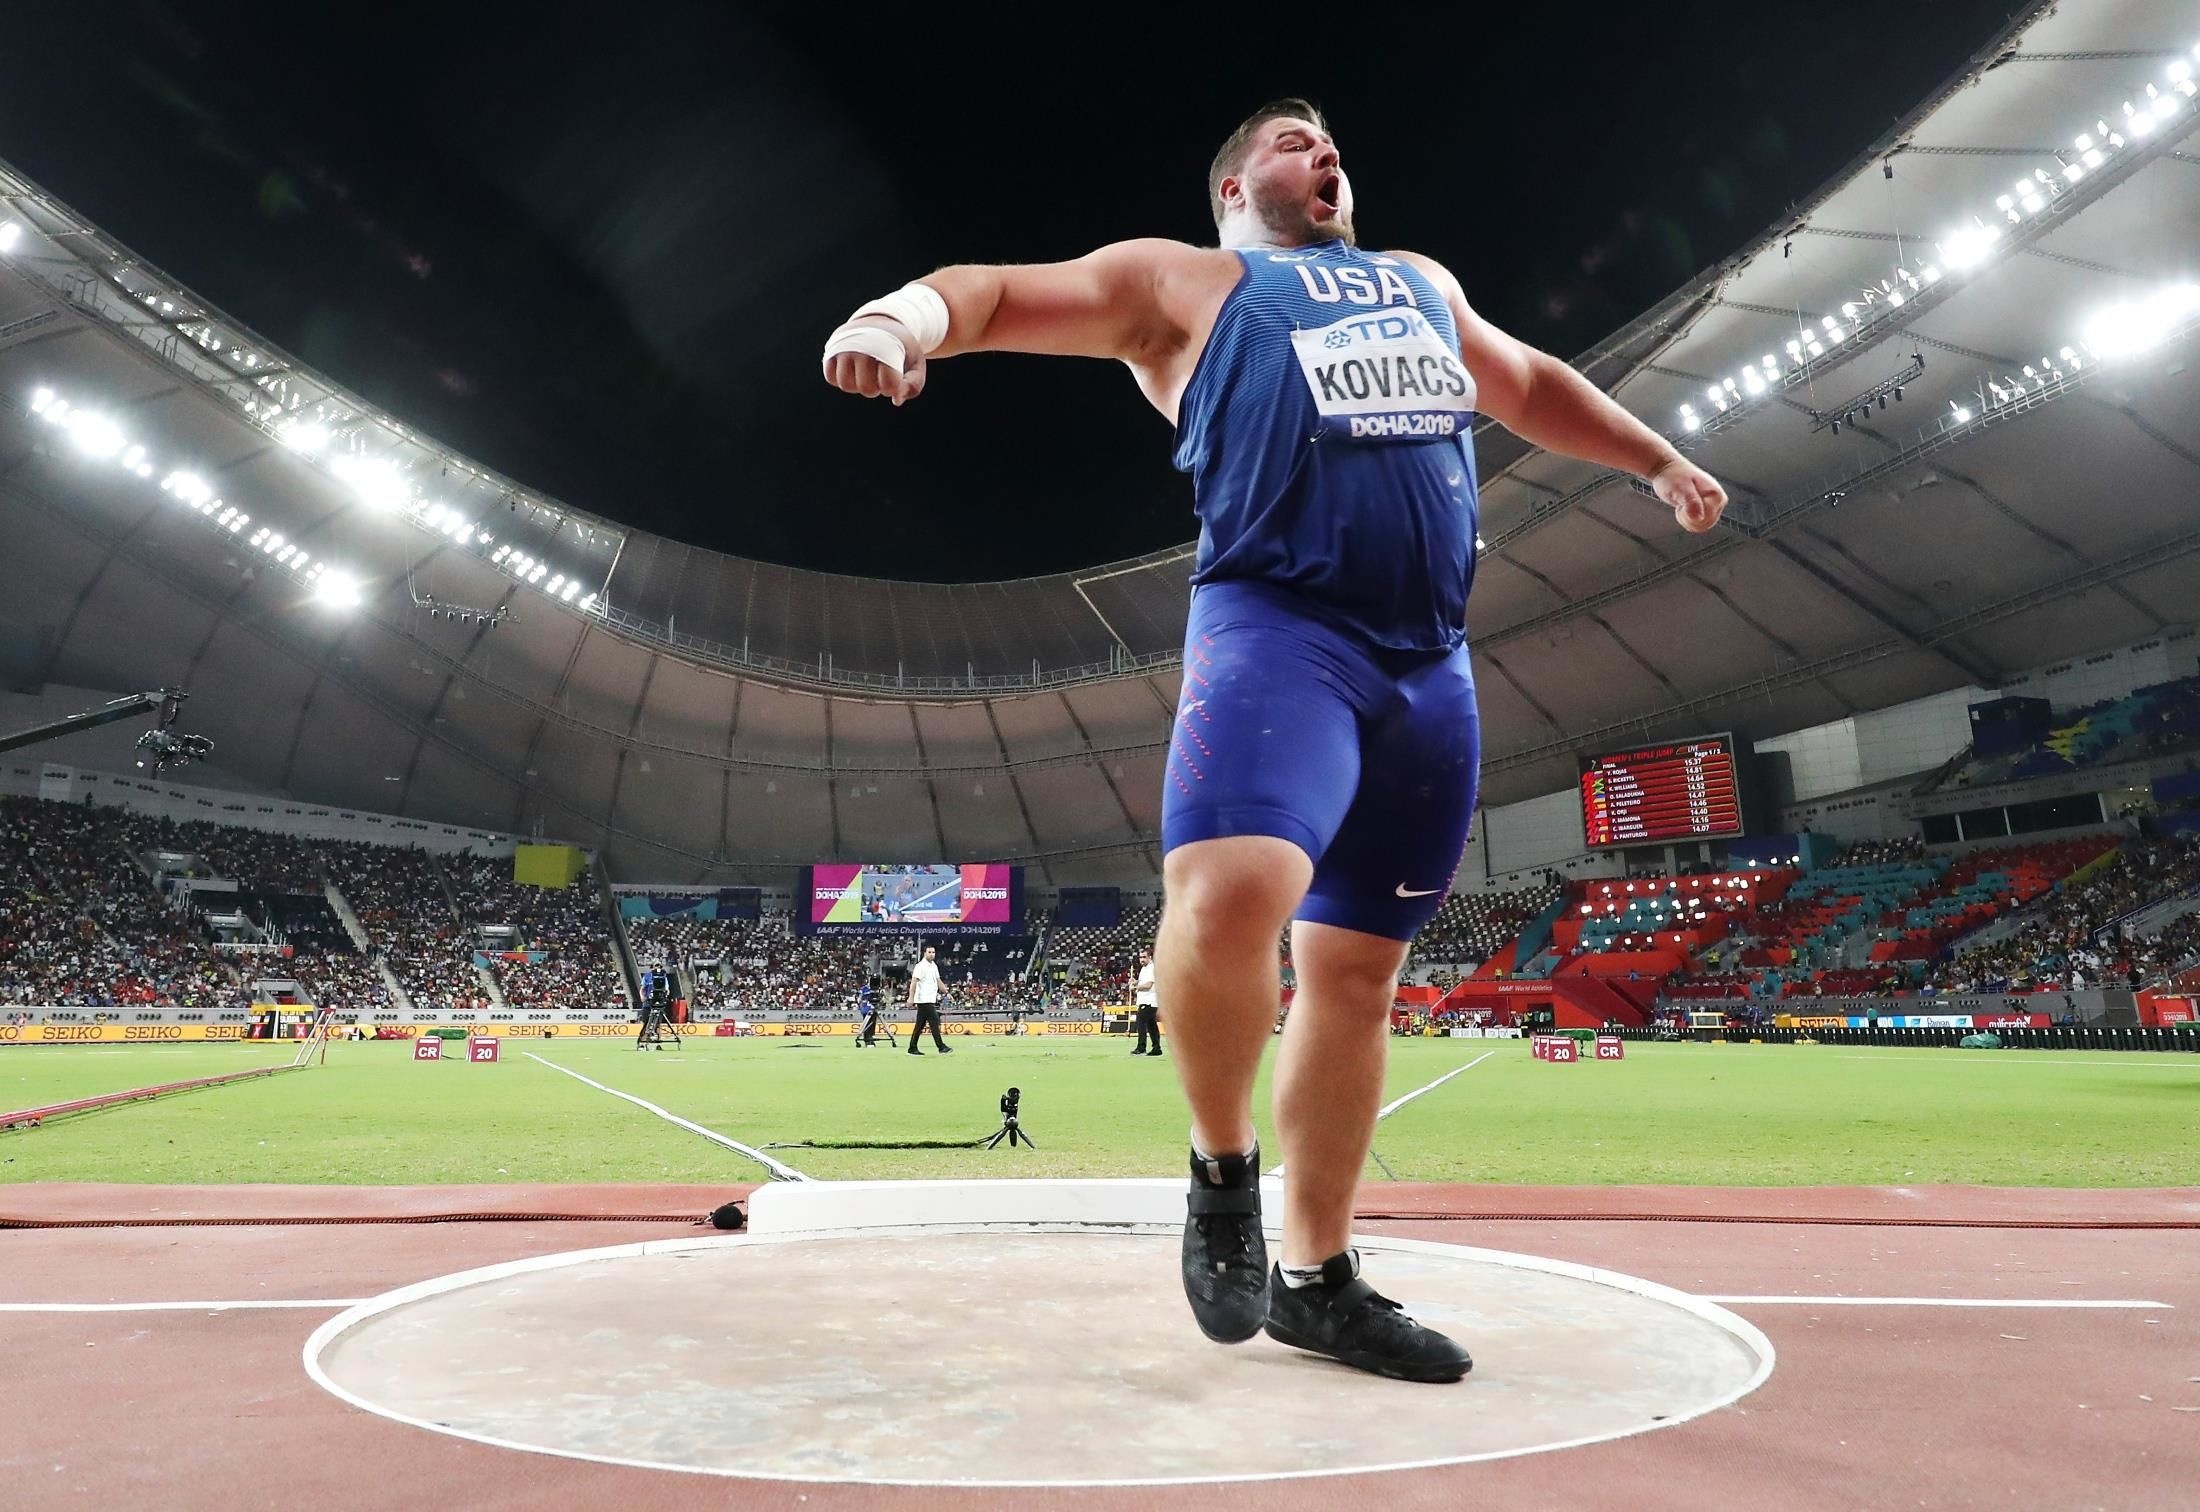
[1579,735,1744,847]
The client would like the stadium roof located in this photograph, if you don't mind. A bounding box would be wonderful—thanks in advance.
[2,0,2197,882]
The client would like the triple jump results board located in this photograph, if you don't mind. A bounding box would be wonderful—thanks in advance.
[1580,736,1743,847]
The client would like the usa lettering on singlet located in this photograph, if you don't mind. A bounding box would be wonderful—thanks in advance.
[1172,241,1483,653]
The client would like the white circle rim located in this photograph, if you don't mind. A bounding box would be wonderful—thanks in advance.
[302,1223,1777,1488]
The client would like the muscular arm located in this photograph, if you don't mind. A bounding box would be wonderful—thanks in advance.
[826,239,1232,411]
[918,239,1194,363]
[1392,250,1680,480]
[1394,250,1723,530]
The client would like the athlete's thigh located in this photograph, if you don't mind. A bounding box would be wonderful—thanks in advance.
[1298,643,1481,942]
[1160,587,1371,867]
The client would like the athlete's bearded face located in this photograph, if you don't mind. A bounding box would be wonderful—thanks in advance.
[1233,119,1355,247]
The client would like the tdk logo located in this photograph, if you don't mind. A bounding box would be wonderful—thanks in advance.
[1326,312,1434,346]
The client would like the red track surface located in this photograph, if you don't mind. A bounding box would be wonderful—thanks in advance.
[3,1183,2194,1510]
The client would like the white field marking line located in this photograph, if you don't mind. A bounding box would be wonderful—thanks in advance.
[523,1053,810,1183]
[0,1299,364,1313]
[1379,1049,1497,1118]
[1270,1050,1495,1181]
[1702,1296,2172,1309]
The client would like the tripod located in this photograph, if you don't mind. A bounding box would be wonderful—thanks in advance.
[984,1096,1037,1150]
[855,1007,896,1049]
[636,996,682,1050]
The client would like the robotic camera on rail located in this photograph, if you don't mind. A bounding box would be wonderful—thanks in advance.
[0,687,211,776]
[134,691,213,777]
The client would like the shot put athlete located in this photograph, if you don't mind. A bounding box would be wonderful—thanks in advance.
[824,99,1726,1382]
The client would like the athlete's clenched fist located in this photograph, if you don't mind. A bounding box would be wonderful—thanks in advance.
[1651,457,1728,534]
[822,316,927,406]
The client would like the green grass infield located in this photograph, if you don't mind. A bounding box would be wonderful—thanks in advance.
[3,1035,2193,1187]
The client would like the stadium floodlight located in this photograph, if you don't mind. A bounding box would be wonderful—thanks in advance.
[30,387,53,414]
[1936,221,1999,271]
[559,580,581,602]
[312,570,363,610]
[65,411,128,460]
[1655,54,2197,442]
[2079,282,2200,359]
[0,222,20,253]
[161,471,214,506]
[330,454,412,511]
[275,420,330,455]
[578,593,597,611]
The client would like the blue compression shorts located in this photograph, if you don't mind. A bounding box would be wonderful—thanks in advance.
[1160,580,1482,942]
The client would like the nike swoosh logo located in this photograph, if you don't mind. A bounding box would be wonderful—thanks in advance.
[1395,885,1441,898]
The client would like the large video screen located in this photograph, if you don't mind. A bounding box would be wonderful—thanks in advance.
[1580,735,1744,848]
[806,863,1020,931]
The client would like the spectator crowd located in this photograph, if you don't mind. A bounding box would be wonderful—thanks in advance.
[1930,835,2200,992]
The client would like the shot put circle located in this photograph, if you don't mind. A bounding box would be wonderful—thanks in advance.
[306,1225,1772,1487]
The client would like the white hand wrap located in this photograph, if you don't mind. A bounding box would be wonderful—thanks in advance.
[822,281,951,377]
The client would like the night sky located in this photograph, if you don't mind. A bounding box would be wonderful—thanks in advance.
[1,2,2019,581]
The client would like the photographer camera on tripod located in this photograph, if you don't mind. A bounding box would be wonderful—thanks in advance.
[854,977,891,1048]
[986,1086,1035,1149]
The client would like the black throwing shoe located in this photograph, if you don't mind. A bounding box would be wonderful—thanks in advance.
[1182,1144,1268,1343]
[1263,1252,1472,1383]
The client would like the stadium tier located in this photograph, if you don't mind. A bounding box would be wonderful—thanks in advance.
[1932,674,2200,792]
[1424,832,2200,1027]
[0,797,626,1018]
[445,855,626,1013]
[1411,881,1567,972]
[8,783,2199,1027]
